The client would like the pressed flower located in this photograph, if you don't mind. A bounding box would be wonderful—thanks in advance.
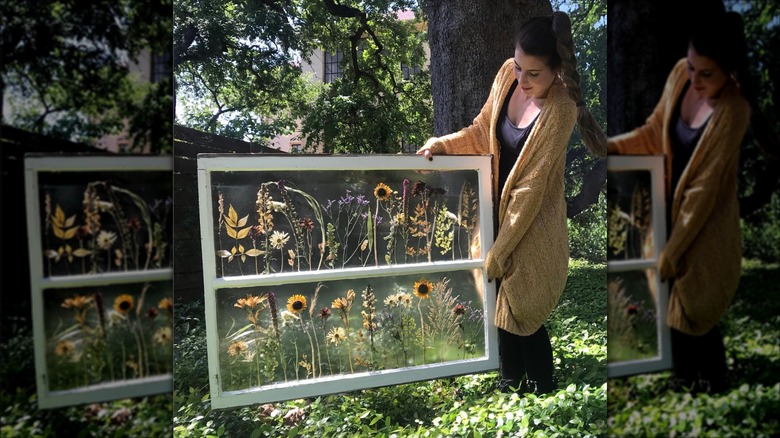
[62,294,94,309]
[248,224,264,240]
[55,340,75,357]
[453,303,467,316]
[269,230,290,249]
[383,295,398,307]
[331,297,347,310]
[413,279,433,300]
[96,230,118,250]
[286,294,307,314]
[228,341,248,357]
[326,327,347,346]
[126,217,142,231]
[299,217,314,231]
[153,327,172,345]
[158,297,172,312]
[318,307,331,321]
[234,294,266,309]
[280,310,299,327]
[399,293,413,308]
[373,183,392,201]
[147,307,158,319]
[114,294,134,315]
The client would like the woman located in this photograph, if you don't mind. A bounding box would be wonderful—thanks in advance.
[607,12,756,393]
[418,12,606,394]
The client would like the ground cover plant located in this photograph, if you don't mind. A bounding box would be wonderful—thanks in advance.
[172,259,608,437]
[608,259,780,437]
[0,318,173,438]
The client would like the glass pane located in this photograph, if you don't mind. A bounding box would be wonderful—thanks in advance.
[607,270,660,362]
[43,280,173,391]
[210,169,482,277]
[215,269,486,392]
[607,169,654,261]
[37,170,173,277]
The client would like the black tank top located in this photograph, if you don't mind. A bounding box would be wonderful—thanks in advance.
[497,81,538,192]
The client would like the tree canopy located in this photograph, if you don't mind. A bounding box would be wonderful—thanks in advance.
[1,0,172,152]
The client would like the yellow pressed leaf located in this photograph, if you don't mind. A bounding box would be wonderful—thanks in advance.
[44,249,59,259]
[72,248,92,257]
[63,226,78,240]
[238,244,245,253]
[54,205,66,226]
[237,214,249,228]
[65,215,76,228]
[53,226,65,240]
[223,214,236,228]
[228,205,238,227]
[241,255,246,263]
[236,227,250,240]
[244,249,264,257]
[216,250,231,258]
[226,226,237,239]
[231,246,237,255]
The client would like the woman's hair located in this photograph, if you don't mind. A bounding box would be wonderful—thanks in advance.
[515,12,607,157]
[690,11,775,157]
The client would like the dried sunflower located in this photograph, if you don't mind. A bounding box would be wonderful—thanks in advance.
[373,183,392,201]
[114,294,134,315]
[286,294,307,314]
[413,279,433,300]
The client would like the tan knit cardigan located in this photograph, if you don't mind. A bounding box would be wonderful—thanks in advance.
[419,58,576,336]
[608,58,750,335]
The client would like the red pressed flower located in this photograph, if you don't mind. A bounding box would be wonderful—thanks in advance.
[127,217,142,231]
[299,217,314,231]
[453,303,467,316]
[626,304,639,316]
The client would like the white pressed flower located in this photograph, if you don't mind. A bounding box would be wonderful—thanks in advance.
[280,310,299,327]
[96,230,118,250]
[270,230,290,250]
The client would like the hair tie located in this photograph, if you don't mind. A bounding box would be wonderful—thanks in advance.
[576,100,586,107]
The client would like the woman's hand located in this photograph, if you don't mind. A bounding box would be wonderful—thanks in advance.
[416,137,437,161]
[658,249,676,281]
[485,249,504,280]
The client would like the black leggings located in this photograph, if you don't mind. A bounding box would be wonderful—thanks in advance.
[498,325,555,392]
[671,325,727,387]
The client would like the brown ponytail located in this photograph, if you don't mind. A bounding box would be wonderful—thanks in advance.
[551,11,607,157]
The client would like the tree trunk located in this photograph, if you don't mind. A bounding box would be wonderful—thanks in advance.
[423,0,552,137]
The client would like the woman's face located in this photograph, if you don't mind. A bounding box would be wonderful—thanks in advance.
[513,48,558,99]
[686,46,730,100]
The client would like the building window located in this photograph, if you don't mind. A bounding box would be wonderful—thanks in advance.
[151,52,171,83]
[401,63,421,80]
[324,50,344,83]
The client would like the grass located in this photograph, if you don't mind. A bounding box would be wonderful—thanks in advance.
[607,259,780,437]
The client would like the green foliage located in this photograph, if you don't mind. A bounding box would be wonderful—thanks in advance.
[299,1,432,153]
[0,319,172,438]
[608,260,780,436]
[568,190,607,262]
[741,192,780,263]
[2,0,173,153]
